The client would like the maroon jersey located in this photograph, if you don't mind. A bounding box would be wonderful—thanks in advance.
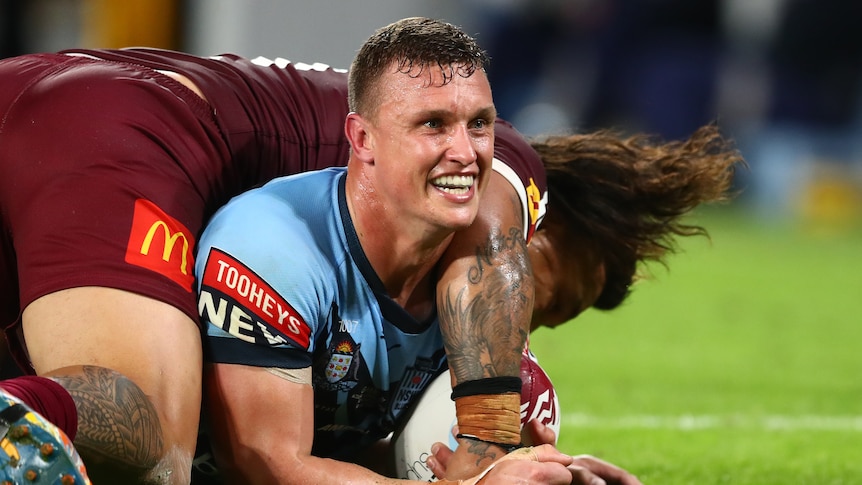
[492,119,547,243]
[0,48,546,370]
[62,48,353,201]
[63,49,546,239]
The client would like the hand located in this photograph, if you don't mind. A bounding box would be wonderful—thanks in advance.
[567,454,643,485]
[433,435,505,480]
[427,440,455,478]
[522,418,558,446]
[427,422,558,479]
[430,444,572,483]
[458,445,574,485]
[428,444,642,485]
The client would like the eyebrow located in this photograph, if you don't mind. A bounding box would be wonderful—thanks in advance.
[419,106,497,122]
[475,106,498,122]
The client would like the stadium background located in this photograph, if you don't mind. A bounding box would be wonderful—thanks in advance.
[2,1,859,483]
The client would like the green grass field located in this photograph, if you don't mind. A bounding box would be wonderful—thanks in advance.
[528,207,862,484]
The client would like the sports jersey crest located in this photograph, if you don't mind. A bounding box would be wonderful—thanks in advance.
[325,341,357,383]
[314,306,362,392]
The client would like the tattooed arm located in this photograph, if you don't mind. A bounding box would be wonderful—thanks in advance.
[439,171,531,380]
[50,366,167,484]
[434,170,534,478]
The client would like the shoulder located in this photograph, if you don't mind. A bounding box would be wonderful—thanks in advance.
[216,168,343,219]
[204,166,344,231]
[492,119,548,242]
[492,120,545,188]
[198,169,343,267]
[195,172,346,352]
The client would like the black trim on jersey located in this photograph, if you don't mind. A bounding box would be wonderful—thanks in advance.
[205,336,312,369]
[338,174,383,293]
[336,174,437,335]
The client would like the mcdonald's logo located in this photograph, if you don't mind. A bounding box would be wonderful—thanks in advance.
[125,199,195,291]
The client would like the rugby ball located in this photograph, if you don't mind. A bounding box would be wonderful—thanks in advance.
[391,351,560,480]
[519,350,562,444]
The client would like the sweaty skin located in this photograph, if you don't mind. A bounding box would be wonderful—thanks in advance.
[165,67,534,480]
[435,171,533,477]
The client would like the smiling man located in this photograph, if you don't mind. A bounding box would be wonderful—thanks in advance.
[194,18,575,485]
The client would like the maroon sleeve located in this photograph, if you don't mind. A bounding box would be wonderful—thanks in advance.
[492,119,548,244]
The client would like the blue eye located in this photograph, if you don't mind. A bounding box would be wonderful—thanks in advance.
[471,119,488,130]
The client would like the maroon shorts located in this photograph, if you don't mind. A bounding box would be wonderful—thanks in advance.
[0,53,226,369]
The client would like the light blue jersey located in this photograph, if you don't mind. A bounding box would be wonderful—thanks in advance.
[195,167,446,457]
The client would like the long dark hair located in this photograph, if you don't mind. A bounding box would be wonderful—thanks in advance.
[532,123,746,309]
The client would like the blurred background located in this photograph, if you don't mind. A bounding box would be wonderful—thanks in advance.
[3,2,859,482]
[3,0,862,229]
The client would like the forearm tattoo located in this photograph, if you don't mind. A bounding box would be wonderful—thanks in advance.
[54,366,164,478]
[440,225,533,384]
[466,227,523,285]
[463,438,501,469]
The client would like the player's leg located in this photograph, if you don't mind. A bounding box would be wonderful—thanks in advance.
[0,54,221,484]
[0,52,93,484]
[23,287,202,484]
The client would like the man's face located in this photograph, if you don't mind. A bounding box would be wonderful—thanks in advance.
[529,226,606,330]
[362,63,495,233]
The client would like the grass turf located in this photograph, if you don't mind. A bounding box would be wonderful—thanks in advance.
[528,208,862,484]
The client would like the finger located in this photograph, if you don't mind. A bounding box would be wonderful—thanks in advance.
[427,441,457,479]
[522,418,557,446]
[492,444,573,470]
[430,441,454,465]
[530,444,574,466]
[570,454,643,485]
[568,464,607,485]
[470,460,573,485]
[521,419,539,446]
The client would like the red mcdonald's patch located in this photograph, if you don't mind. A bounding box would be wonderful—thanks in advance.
[125,199,195,291]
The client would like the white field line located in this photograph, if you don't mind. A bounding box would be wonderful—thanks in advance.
[561,413,862,431]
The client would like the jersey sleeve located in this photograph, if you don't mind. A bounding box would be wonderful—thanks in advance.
[492,119,548,244]
[195,185,330,370]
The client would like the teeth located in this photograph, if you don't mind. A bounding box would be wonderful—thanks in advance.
[432,175,474,195]
[438,186,469,194]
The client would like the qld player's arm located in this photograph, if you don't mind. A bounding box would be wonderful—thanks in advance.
[434,118,546,478]
[437,119,544,384]
[436,169,531,383]
[434,170,533,477]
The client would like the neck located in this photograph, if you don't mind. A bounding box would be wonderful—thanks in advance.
[345,170,453,314]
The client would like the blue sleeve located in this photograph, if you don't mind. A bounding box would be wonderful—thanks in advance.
[194,187,331,369]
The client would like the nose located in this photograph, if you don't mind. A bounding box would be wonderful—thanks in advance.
[447,124,477,166]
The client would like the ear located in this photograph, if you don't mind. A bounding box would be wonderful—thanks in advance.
[345,112,374,163]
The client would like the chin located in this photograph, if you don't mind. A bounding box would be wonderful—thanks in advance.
[442,207,480,229]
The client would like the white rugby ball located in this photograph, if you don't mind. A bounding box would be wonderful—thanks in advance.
[391,352,561,481]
